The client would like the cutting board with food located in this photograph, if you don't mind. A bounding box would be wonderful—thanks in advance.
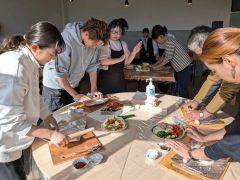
[48,131,102,165]
[159,137,230,180]
[178,106,226,128]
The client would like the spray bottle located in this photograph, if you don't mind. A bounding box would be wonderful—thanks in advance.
[146,78,155,95]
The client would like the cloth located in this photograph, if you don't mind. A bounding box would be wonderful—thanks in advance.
[164,37,192,72]
[98,40,126,94]
[0,46,50,162]
[204,120,240,162]
[99,39,129,70]
[0,158,26,180]
[194,71,240,113]
[43,22,99,89]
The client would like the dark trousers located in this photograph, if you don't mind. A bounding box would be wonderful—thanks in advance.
[0,158,26,180]
[42,85,80,112]
[174,64,193,98]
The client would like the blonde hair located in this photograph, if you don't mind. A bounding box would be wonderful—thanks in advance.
[200,27,240,64]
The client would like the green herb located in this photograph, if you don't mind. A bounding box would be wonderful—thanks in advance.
[119,114,135,119]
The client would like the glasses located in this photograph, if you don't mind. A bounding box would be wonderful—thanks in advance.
[111,30,122,36]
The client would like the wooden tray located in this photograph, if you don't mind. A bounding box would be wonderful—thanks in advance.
[179,106,226,128]
[48,132,102,165]
[159,137,230,180]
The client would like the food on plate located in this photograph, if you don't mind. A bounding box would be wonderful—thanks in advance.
[102,117,126,132]
[125,64,135,70]
[135,64,150,72]
[152,122,185,139]
[101,102,124,114]
[74,161,87,169]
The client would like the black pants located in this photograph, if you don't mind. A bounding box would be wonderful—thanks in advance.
[174,64,193,98]
[0,158,26,180]
[42,85,80,112]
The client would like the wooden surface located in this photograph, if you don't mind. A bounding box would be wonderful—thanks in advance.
[49,132,102,165]
[159,136,230,180]
[32,93,238,180]
[124,67,175,82]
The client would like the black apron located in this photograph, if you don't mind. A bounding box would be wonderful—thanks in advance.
[98,40,126,94]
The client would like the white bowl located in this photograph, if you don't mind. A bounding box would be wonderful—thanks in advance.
[88,153,103,165]
[145,149,160,160]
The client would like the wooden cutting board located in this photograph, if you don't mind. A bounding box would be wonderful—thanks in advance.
[48,132,102,165]
[159,137,230,180]
[179,106,226,128]
[72,96,119,113]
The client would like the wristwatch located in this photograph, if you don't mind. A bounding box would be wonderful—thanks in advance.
[199,111,204,120]
[188,149,198,161]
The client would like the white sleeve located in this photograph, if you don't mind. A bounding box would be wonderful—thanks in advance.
[152,40,159,56]
[0,64,32,136]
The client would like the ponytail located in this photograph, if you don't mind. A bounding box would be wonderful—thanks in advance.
[0,35,26,54]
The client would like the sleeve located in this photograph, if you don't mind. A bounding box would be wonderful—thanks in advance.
[86,48,100,73]
[39,96,51,120]
[0,64,32,136]
[48,43,71,78]
[122,41,130,54]
[164,41,175,63]
[152,40,159,56]
[98,45,111,60]
[193,71,222,104]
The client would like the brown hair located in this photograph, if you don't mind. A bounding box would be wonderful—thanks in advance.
[200,27,240,64]
[82,18,109,44]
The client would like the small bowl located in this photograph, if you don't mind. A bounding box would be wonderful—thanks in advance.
[72,157,89,170]
[157,142,171,153]
[88,153,103,165]
[145,149,160,160]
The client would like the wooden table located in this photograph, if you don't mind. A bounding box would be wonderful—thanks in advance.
[124,67,175,91]
[31,93,239,180]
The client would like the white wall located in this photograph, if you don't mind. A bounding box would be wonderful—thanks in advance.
[0,0,231,39]
[67,0,231,30]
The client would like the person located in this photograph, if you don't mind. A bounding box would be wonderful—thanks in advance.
[139,28,155,64]
[97,19,142,94]
[0,22,69,180]
[166,27,240,162]
[150,25,193,98]
[183,25,240,121]
[42,18,109,112]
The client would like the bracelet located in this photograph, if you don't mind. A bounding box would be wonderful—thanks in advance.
[188,149,199,161]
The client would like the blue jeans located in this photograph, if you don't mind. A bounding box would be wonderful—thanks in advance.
[174,64,193,98]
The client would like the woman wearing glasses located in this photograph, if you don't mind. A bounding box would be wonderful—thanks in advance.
[166,27,240,162]
[98,19,142,94]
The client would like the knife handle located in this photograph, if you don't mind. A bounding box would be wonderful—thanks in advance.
[68,127,95,140]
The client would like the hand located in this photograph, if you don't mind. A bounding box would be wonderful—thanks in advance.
[74,94,91,102]
[50,131,69,147]
[186,126,206,143]
[118,54,126,62]
[132,41,142,54]
[165,139,190,159]
[44,115,59,131]
[187,110,201,121]
[91,90,103,99]
[183,101,198,112]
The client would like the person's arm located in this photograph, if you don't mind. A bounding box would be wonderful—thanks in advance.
[125,41,142,65]
[100,55,125,66]
[88,70,102,98]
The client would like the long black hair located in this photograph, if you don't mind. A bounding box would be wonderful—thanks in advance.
[0,21,65,54]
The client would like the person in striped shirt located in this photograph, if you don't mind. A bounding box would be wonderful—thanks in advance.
[150,25,193,98]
